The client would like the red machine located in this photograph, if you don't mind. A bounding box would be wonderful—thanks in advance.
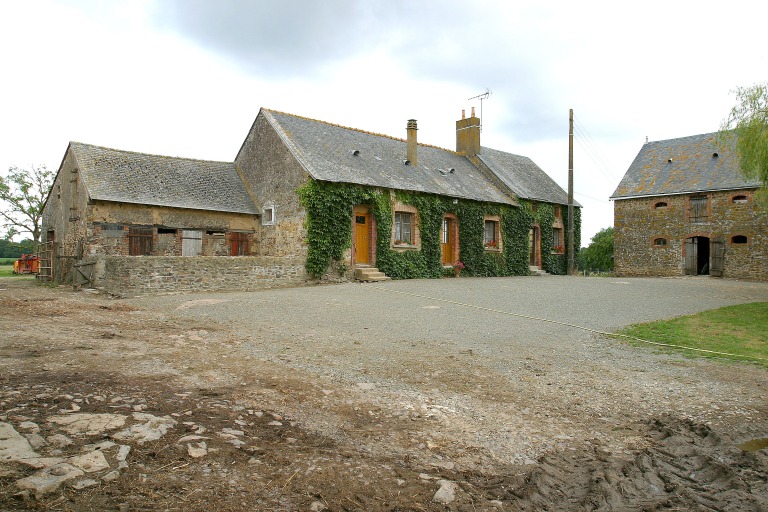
[13,254,40,274]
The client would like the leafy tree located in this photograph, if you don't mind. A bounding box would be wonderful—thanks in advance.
[580,227,614,272]
[719,82,768,196]
[0,238,34,258]
[0,165,54,243]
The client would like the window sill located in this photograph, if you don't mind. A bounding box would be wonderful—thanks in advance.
[484,247,502,253]
[393,243,418,250]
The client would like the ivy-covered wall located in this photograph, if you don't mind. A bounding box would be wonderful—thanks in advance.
[298,180,580,279]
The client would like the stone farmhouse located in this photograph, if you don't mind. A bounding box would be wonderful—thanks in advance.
[41,108,579,295]
[611,132,767,280]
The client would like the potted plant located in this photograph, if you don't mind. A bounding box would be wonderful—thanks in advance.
[453,261,465,277]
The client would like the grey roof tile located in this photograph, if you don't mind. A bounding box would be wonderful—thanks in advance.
[477,147,577,206]
[611,132,759,199]
[69,142,259,214]
[262,110,516,205]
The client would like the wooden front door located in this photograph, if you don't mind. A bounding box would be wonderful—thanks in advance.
[441,217,455,265]
[529,227,539,267]
[354,211,370,264]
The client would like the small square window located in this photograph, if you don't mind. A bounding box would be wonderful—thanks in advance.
[262,206,276,226]
[653,238,668,246]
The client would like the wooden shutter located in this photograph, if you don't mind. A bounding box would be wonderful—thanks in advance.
[181,230,203,256]
[129,227,153,256]
[229,232,249,256]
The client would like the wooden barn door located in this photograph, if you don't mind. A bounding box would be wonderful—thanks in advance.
[684,237,697,275]
[710,239,725,277]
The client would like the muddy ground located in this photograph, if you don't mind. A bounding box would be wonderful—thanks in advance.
[1,276,767,511]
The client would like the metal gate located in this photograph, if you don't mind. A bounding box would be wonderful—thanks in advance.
[710,239,725,277]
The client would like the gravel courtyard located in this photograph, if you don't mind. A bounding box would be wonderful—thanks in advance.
[1,275,767,510]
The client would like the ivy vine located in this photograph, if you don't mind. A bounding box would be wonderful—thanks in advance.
[298,180,580,279]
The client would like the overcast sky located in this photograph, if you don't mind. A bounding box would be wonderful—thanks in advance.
[2,0,766,244]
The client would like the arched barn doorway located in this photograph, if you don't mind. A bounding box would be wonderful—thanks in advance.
[685,236,710,275]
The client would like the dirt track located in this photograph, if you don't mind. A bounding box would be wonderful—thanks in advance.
[1,276,767,511]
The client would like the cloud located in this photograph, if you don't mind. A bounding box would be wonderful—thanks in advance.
[151,0,399,77]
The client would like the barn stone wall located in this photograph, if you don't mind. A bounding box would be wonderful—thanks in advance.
[614,189,768,280]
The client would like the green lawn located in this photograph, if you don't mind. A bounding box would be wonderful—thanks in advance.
[617,302,768,366]
[0,264,35,278]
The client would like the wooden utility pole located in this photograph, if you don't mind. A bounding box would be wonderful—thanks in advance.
[567,109,575,275]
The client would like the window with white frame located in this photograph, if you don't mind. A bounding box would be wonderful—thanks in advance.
[262,206,276,226]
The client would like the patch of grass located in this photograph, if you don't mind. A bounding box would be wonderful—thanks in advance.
[617,302,768,367]
[0,264,35,278]
[0,258,17,265]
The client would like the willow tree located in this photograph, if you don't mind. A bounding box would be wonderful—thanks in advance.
[719,82,768,198]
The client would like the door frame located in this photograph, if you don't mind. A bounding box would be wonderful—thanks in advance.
[352,205,375,266]
[529,225,541,268]
[441,213,459,266]
[684,235,711,276]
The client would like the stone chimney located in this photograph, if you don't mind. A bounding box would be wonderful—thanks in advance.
[406,119,418,165]
[456,107,480,157]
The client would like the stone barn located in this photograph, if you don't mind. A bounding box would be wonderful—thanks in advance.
[611,132,767,280]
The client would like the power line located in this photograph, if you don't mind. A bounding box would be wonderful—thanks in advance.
[573,118,618,175]
[575,191,611,204]
[573,127,618,184]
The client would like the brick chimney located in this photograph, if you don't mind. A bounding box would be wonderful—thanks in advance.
[456,107,480,157]
[406,119,418,165]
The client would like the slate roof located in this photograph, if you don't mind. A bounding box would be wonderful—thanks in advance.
[262,110,516,205]
[69,142,259,214]
[477,147,577,206]
[611,132,760,199]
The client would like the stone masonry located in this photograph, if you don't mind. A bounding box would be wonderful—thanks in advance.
[614,189,768,280]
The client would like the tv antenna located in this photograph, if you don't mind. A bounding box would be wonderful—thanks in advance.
[468,88,491,131]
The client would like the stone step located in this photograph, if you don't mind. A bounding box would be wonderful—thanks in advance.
[355,267,391,282]
[529,266,550,276]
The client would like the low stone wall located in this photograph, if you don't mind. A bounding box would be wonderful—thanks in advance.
[98,256,308,296]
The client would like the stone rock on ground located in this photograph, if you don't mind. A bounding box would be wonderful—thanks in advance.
[15,463,84,496]
[433,479,458,504]
[112,412,176,444]
[48,413,127,436]
[0,422,39,461]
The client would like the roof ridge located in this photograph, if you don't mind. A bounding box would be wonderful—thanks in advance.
[263,108,458,154]
[645,131,722,145]
[70,141,234,165]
